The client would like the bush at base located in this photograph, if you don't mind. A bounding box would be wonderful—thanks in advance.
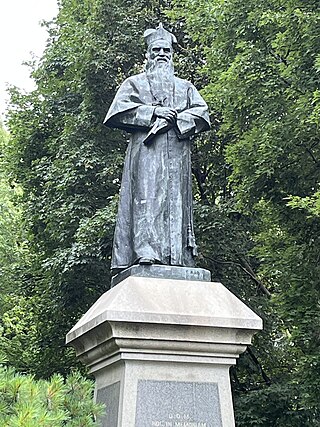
[0,365,104,426]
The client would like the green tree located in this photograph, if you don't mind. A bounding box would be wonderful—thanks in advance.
[5,0,180,377]
[0,124,25,311]
[171,0,320,424]
[6,0,320,424]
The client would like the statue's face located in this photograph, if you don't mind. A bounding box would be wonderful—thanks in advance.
[147,40,172,65]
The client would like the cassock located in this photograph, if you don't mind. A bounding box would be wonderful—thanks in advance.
[104,72,210,270]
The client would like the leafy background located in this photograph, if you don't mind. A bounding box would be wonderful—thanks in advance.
[0,0,319,425]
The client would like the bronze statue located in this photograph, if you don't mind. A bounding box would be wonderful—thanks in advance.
[104,24,210,271]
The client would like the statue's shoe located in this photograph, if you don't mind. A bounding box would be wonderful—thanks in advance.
[139,257,155,265]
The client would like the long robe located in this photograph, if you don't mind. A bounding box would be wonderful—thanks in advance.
[104,72,210,270]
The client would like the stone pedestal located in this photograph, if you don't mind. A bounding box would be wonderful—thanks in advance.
[66,270,262,427]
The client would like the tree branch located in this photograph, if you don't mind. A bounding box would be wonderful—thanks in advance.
[192,166,209,204]
[247,347,272,386]
[204,255,272,297]
[301,143,319,164]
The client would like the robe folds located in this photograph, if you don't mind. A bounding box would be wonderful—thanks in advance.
[104,72,210,270]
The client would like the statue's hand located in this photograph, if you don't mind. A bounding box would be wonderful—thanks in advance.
[154,107,177,124]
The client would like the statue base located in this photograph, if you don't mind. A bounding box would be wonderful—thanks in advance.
[111,264,211,287]
[66,273,262,427]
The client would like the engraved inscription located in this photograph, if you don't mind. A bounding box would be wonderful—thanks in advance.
[152,412,207,425]
[185,268,203,280]
[135,380,222,427]
[151,420,207,427]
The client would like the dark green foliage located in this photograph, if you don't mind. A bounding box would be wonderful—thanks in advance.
[4,0,181,377]
[2,0,320,424]
[171,0,320,424]
[5,0,150,376]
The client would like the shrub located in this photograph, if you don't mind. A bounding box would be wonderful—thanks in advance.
[0,365,104,426]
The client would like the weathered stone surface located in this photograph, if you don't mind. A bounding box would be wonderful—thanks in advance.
[66,277,262,343]
[96,382,120,427]
[111,265,211,287]
[135,380,222,427]
[66,276,263,427]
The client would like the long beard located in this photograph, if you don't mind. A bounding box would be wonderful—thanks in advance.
[145,59,175,107]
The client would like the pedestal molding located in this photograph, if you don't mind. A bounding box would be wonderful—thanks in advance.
[66,275,263,427]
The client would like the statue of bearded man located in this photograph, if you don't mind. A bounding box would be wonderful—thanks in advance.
[104,24,210,272]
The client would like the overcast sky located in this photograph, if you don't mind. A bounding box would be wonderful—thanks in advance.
[0,0,58,123]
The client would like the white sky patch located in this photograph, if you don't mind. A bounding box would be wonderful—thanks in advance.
[0,0,58,122]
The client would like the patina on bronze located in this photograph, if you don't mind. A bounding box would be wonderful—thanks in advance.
[104,24,210,271]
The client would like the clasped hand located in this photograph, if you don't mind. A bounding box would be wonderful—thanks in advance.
[154,107,177,124]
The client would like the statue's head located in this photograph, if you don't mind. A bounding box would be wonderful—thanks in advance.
[147,40,172,65]
[144,24,176,69]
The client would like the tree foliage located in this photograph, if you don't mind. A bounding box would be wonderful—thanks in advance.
[4,0,179,377]
[2,0,320,424]
[171,0,320,424]
[0,125,26,311]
